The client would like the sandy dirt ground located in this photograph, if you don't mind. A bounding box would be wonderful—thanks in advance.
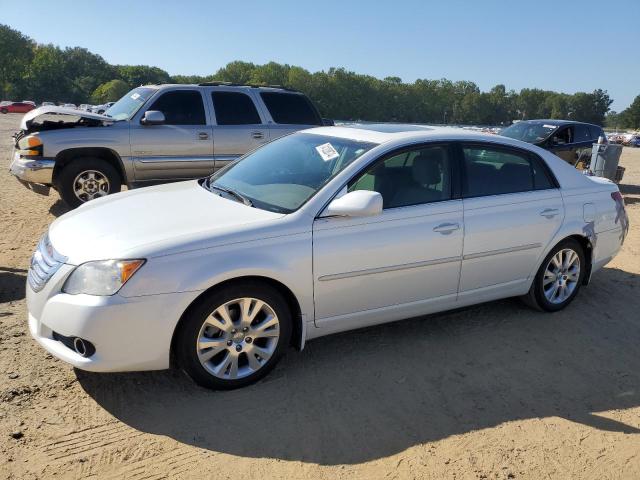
[1,112,639,480]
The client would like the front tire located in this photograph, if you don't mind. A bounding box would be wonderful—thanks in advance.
[56,158,121,208]
[524,239,585,312]
[176,282,292,390]
[0,108,7,114]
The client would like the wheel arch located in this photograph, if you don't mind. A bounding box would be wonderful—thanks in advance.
[534,232,594,287]
[170,275,305,366]
[53,147,126,187]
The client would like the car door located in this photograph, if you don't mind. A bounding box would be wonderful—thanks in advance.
[313,143,463,332]
[257,91,323,141]
[459,142,563,301]
[209,89,269,171]
[130,89,214,181]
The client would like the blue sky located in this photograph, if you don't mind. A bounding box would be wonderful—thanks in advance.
[2,0,638,110]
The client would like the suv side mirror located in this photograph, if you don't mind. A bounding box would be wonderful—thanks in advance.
[321,190,383,218]
[141,110,165,125]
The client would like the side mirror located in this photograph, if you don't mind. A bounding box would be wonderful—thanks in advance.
[141,110,165,125]
[321,190,383,218]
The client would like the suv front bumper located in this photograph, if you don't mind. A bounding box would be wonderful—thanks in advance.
[9,149,55,194]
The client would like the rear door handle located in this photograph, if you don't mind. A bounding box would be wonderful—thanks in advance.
[540,208,560,218]
[251,131,264,139]
[198,132,209,140]
[433,222,460,234]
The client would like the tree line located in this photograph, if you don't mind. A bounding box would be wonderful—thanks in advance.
[2,23,636,127]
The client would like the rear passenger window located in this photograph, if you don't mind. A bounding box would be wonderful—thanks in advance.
[463,146,553,197]
[147,90,205,125]
[260,92,321,125]
[212,91,262,125]
[574,124,593,143]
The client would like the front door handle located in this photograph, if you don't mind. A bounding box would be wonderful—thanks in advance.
[198,132,209,140]
[540,208,560,218]
[251,131,265,139]
[433,222,460,234]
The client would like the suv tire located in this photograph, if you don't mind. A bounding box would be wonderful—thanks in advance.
[56,158,121,208]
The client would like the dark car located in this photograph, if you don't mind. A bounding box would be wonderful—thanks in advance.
[500,120,606,168]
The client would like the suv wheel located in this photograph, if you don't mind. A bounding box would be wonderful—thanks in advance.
[523,239,585,312]
[176,283,292,390]
[57,158,121,208]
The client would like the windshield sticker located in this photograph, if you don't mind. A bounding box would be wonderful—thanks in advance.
[131,93,141,100]
[543,124,557,129]
[315,143,339,161]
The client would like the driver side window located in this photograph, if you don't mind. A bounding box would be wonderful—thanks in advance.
[349,145,452,209]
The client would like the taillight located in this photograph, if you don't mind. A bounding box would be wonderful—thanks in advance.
[611,191,625,207]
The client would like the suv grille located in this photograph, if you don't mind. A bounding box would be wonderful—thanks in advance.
[28,234,66,292]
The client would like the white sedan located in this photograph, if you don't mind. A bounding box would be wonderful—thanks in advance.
[27,125,629,389]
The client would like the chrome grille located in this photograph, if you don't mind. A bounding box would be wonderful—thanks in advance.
[28,234,66,292]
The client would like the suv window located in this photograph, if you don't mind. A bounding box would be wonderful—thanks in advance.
[463,145,553,197]
[589,125,605,142]
[349,145,452,209]
[212,91,262,125]
[551,126,573,145]
[148,90,205,125]
[574,124,593,143]
[260,92,321,125]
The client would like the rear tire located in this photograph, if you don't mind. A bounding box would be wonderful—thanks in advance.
[523,239,585,312]
[56,158,121,209]
[176,282,292,390]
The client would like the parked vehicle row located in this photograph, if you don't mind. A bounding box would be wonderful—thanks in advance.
[25,124,628,389]
[10,83,327,207]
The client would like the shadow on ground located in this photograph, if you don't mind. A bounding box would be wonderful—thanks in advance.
[49,199,70,218]
[0,266,27,303]
[77,266,640,465]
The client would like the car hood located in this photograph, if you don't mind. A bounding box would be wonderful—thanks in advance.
[20,106,114,130]
[48,181,286,264]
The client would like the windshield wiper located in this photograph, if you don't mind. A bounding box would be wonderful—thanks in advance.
[207,181,253,207]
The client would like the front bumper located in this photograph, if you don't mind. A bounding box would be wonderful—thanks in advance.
[9,150,55,193]
[27,266,199,372]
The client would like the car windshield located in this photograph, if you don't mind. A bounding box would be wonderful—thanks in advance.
[206,133,377,213]
[500,122,558,143]
[105,87,155,120]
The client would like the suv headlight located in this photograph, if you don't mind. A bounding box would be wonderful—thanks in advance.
[63,259,145,296]
[17,135,43,156]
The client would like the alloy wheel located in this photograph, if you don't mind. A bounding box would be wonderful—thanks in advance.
[73,170,110,202]
[543,248,581,304]
[196,297,280,380]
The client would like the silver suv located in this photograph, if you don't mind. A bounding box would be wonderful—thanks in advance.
[10,83,326,207]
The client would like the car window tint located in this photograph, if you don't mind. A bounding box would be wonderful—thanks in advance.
[574,124,592,143]
[463,146,553,197]
[589,125,605,141]
[260,92,321,125]
[212,91,262,125]
[349,145,452,209]
[148,90,205,125]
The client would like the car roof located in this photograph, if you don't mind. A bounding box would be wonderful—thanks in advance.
[144,83,303,94]
[304,123,510,145]
[515,119,601,128]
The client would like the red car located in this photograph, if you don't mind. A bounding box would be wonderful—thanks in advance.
[0,101,36,114]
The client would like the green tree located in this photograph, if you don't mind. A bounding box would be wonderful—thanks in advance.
[116,65,171,87]
[91,79,130,104]
[0,24,34,99]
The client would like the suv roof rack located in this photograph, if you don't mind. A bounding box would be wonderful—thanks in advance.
[197,81,299,92]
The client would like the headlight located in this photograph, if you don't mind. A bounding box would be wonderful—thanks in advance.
[17,135,43,156]
[63,259,145,296]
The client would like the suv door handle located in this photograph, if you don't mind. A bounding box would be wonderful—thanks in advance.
[433,222,460,234]
[251,131,264,139]
[198,132,209,140]
[540,208,560,218]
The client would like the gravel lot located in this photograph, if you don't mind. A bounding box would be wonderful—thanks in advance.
[1,112,639,480]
